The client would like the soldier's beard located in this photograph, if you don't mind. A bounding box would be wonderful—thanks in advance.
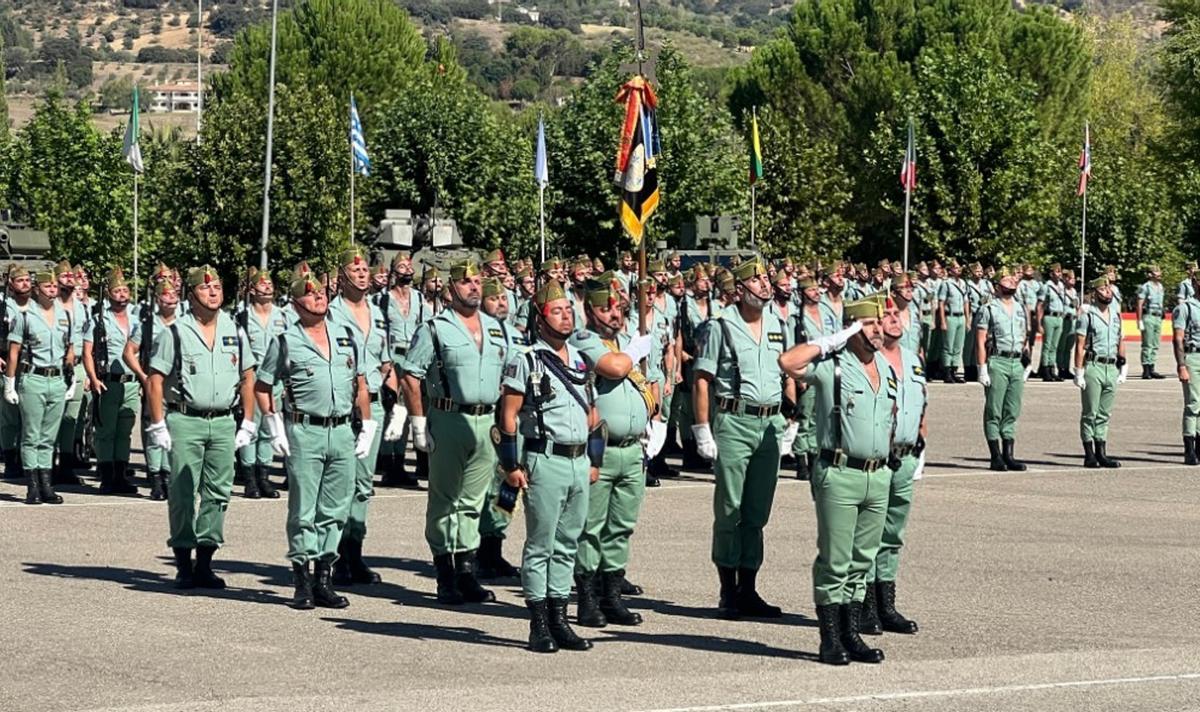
[741,290,768,310]
[539,316,573,342]
[1000,286,1017,297]
[395,274,414,285]
[1096,294,1113,305]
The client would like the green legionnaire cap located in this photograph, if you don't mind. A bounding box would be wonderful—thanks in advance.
[1049,263,1062,272]
[667,250,680,261]
[105,267,126,289]
[690,264,709,281]
[718,271,736,294]
[34,269,55,285]
[1188,260,1199,271]
[915,260,928,271]
[947,258,961,270]
[994,266,1014,281]
[253,268,273,287]
[54,260,73,277]
[155,279,178,297]
[730,254,743,266]
[668,272,685,288]
[1063,268,1074,279]
[772,268,791,285]
[371,263,388,278]
[423,265,442,282]
[797,276,818,290]
[449,258,481,281]
[290,272,324,299]
[482,276,505,298]
[891,260,903,272]
[186,265,220,289]
[340,244,369,268]
[515,265,533,279]
[891,272,914,289]
[391,250,412,266]
[592,257,604,271]
[1089,276,1110,290]
[534,279,567,307]
[647,259,666,273]
[152,262,173,283]
[572,258,591,273]
[1105,264,1117,273]
[844,295,885,322]
[483,248,505,264]
[539,258,562,274]
[585,277,621,307]
[294,260,312,276]
[732,258,768,282]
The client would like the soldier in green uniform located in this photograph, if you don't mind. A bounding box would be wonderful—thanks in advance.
[677,265,713,470]
[400,258,512,606]
[1174,270,1200,465]
[1058,269,1080,376]
[937,259,969,384]
[145,265,258,589]
[692,258,794,619]
[1,265,32,482]
[498,280,602,653]
[964,262,992,381]
[790,275,839,481]
[256,272,373,610]
[779,296,894,666]
[83,268,141,495]
[1178,261,1197,304]
[377,251,426,489]
[1036,264,1067,382]
[236,269,289,498]
[6,269,75,505]
[53,261,88,485]
[328,245,388,586]
[1136,265,1167,379]
[123,279,179,500]
[975,268,1030,472]
[913,262,936,366]
[1074,277,1127,469]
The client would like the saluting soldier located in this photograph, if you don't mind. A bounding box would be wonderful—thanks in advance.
[54,261,88,485]
[400,258,511,606]
[1036,263,1067,382]
[256,271,374,610]
[691,258,793,620]
[975,268,1030,472]
[1074,277,1126,469]
[83,268,140,495]
[937,259,969,384]
[6,269,75,505]
[145,265,258,589]
[123,279,179,500]
[1174,269,1200,465]
[1136,265,1167,379]
[235,269,289,498]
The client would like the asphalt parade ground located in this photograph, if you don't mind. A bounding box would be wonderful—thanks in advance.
[2,357,1199,711]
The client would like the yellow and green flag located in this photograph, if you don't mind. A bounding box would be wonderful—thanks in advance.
[749,109,763,185]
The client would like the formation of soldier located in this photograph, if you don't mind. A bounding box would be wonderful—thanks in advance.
[0,247,1187,661]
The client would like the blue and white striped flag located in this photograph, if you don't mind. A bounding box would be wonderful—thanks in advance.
[534,115,548,188]
[350,94,370,177]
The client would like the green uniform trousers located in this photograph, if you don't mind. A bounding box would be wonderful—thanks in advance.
[941,316,965,370]
[811,459,891,605]
[56,363,86,460]
[166,413,235,549]
[1141,314,1163,367]
[711,411,783,571]
[576,442,645,574]
[1080,362,1119,441]
[18,374,67,470]
[345,400,384,543]
[95,379,139,463]
[793,383,818,458]
[425,409,496,556]
[673,385,696,441]
[983,356,1024,441]
[1040,315,1063,367]
[285,421,355,564]
[867,454,917,584]
[1183,354,1200,436]
[520,450,589,602]
[238,386,279,467]
[1,398,21,451]
[920,318,935,360]
[1057,316,1076,373]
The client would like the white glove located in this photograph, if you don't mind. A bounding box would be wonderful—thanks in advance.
[1137,320,1144,333]
[622,333,654,364]
[642,419,667,459]
[63,381,76,402]
[355,419,378,459]
[691,423,718,460]
[977,366,991,388]
[3,376,17,405]
[1074,369,1086,390]
[780,421,799,454]
[912,448,926,481]
[234,419,258,449]
[1023,364,1034,381]
[1117,363,1128,384]
[146,420,172,452]
[383,403,408,442]
[812,321,863,357]
[266,412,291,457]
[411,415,432,452]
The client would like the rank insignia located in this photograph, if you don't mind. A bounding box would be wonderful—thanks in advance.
[336,337,353,347]
[489,328,504,339]
[767,331,783,343]
[222,336,238,346]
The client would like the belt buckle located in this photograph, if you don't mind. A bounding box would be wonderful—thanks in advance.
[833,450,848,468]
[864,458,879,472]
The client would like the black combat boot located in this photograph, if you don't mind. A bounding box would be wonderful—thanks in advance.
[736,568,782,618]
[98,461,115,493]
[1001,439,1026,472]
[717,566,739,620]
[619,573,643,596]
[149,471,167,501]
[1083,441,1099,468]
[454,550,495,603]
[24,470,41,505]
[111,461,138,495]
[477,535,519,579]
[943,368,955,385]
[172,547,194,589]
[547,597,592,651]
[574,572,607,628]
[648,452,679,479]
[600,570,643,626]
[795,452,811,481]
[52,454,82,485]
[526,600,558,653]
[1041,365,1053,382]
[953,366,966,384]
[645,471,661,488]
[334,537,381,586]
[859,580,882,635]
[289,562,314,609]
[433,553,463,605]
[1094,440,1121,468]
[255,464,279,499]
[877,580,919,634]
[192,546,226,589]
[3,449,20,480]
[1050,366,1063,382]
[987,440,1007,472]
[241,464,261,499]
[839,603,885,663]
[1150,366,1166,380]
[311,560,349,608]
[1186,436,1199,466]
[415,450,429,480]
[1141,364,1152,380]
[681,438,709,471]
[37,469,63,504]
[662,425,682,457]
[815,604,850,666]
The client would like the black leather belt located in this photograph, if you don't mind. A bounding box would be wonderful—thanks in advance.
[101,373,136,383]
[819,449,888,473]
[524,438,587,459]
[1186,346,1200,354]
[891,443,917,459]
[288,412,351,427]
[1047,311,1063,317]
[948,311,964,317]
[1087,357,1118,365]
[994,351,1022,359]
[368,392,380,403]
[169,404,233,419]
[20,365,62,377]
[432,398,495,415]
[608,435,640,448]
[1147,311,1163,317]
[392,346,408,356]
[717,398,780,418]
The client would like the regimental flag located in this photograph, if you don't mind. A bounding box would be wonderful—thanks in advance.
[1077,123,1092,197]
[749,109,763,185]
[899,117,916,193]
[350,94,370,177]
[614,76,660,245]
[123,86,144,174]
[534,115,549,188]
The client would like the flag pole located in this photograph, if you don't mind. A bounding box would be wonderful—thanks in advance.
[538,183,546,264]
[902,177,911,273]
[257,0,280,270]
[750,106,757,248]
[1080,121,1089,289]
[196,0,203,142]
[349,97,355,244]
[132,171,139,295]
[634,0,649,341]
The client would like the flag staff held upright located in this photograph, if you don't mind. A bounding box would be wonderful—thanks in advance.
[534,114,549,263]
[349,93,371,245]
[122,85,145,294]
[900,116,916,272]
[749,106,762,248]
[1078,122,1091,289]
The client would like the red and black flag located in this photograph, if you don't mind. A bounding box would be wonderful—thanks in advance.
[614,76,660,245]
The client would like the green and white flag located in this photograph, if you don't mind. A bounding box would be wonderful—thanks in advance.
[123,86,144,174]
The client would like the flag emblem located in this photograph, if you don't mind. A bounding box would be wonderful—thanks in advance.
[899,118,916,193]
[123,86,144,174]
[350,95,370,177]
[614,77,660,245]
[749,110,763,186]
[534,115,549,188]
[1077,123,1091,197]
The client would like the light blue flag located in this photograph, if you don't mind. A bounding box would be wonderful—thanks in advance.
[534,115,548,188]
[350,94,370,177]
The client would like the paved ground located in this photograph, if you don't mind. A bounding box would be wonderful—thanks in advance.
[3,358,1200,712]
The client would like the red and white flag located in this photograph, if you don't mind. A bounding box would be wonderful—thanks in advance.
[899,118,916,193]
[1077,123,1092,197]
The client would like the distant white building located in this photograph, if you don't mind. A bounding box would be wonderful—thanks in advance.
[149,83,202,113]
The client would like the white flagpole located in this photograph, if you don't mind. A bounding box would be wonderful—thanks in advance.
[196,0,203,142]
[133,172,140,295]
[750,183,756,249]
[903,180,911,273]
[539,184,546,264]
[349,128,356,244]
[750,105,757,249]
[1080,121,1088,290]
[257,0,279,270]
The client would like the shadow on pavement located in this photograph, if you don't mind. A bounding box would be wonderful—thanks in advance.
[325,617,524,649]
[630,596,816,628]
[595,629,816,660]
[22,560,287,605]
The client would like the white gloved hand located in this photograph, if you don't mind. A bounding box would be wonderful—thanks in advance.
[1137,320,1144,333]
[912,448,926,481]
[411,415,432,452]
[383,403,408,442]
[266,412,291,457]
[146,420,172,452]
[1074,369,1087,390]
[63,381,76,402]
[691,423,718,460]
[355,419,378,459]
[622,333,655,364]
[780,421,799,454]
[233,419,258,449]
[977,366,991,388]
[1117,363,1128,384]
[812,321,863,357]
[1023,364,1035,382]
[642,419,667,459]
[3,376,17,406]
